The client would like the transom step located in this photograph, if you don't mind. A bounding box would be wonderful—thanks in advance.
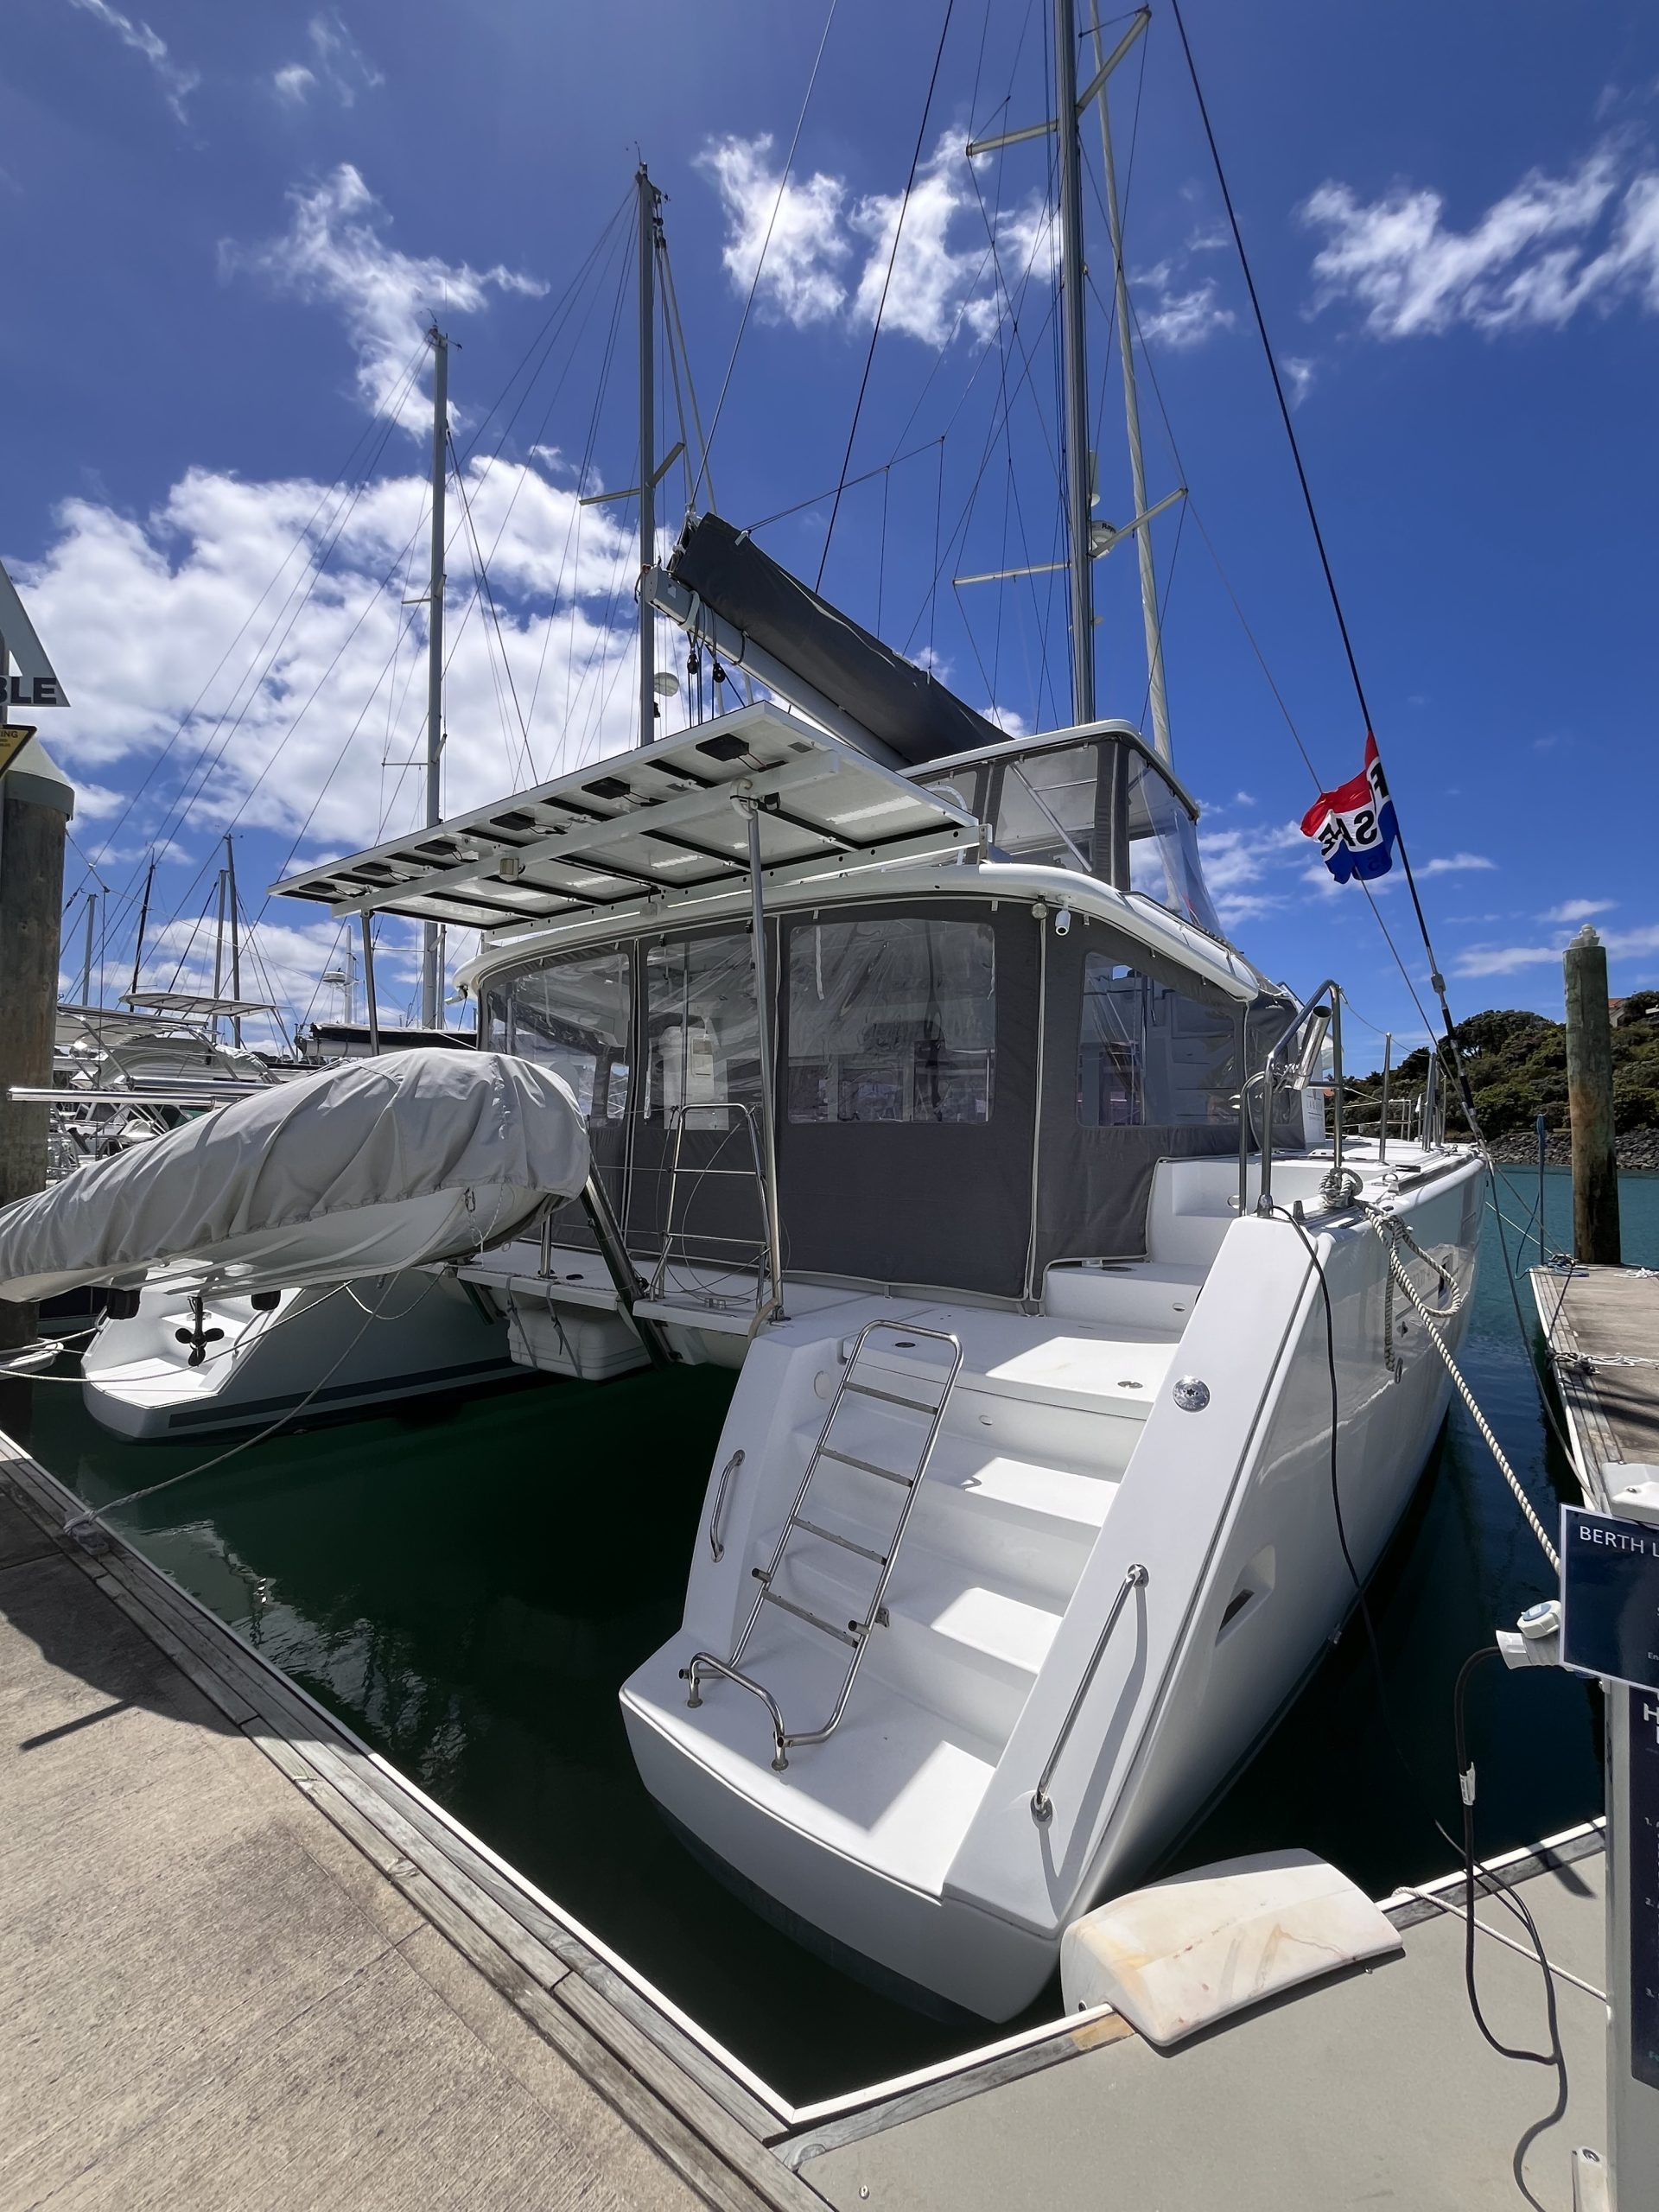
[681,1319,963,1770]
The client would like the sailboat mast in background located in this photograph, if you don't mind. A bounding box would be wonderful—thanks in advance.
[638,163,659,748]
[422,324,449,1030]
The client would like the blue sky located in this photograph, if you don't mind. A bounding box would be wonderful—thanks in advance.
[5,0,1656,1058]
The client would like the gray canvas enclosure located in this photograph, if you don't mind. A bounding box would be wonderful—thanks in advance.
[481,896,1291,1303]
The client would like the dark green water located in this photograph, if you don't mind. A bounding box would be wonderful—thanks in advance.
[14,1168,1656,2103]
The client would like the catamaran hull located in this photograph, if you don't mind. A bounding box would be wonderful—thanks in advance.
[81,1270,524,1440]
[624,1154,1483,2019]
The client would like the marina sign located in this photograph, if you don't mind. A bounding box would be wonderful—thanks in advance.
[0,724,38,774]
[1560,1503,1659,1693]
[0,556,70,709]
[6,674,61,708]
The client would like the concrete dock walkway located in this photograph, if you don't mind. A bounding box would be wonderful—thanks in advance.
[0,1460,811,2212]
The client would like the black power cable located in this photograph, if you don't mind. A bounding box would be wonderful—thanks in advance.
[1268,1202,1568,2099]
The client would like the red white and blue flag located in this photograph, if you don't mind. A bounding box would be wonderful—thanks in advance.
[1300,734,1398,884]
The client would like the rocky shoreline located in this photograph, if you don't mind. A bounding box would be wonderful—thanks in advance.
[1484,1126,1659,1173]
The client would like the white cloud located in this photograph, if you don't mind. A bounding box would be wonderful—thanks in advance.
[1198,818,1305,928]
[16,453,652,881]
[1134,255,1236,350]
[1417,851,1496,877]
[697,133,851,327]
[1302,139,1659,338]
[221,167,544,431]
[1282,355,1316,404]
[272,13,383,109]
[1453,918,1659,979]
[66,0,198,120]
[979,702,1028,736]
[697,131,1054,347]
[851,136,1055,347]
[1543,897,1615,922]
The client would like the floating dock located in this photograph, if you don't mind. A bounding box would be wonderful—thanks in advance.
[1534,1262,1659,1505]
[0,1427,1611,2209]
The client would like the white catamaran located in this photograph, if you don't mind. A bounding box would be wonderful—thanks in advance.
[5,1,1484,2018]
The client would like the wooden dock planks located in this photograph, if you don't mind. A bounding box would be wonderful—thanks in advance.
[1532,1262,1659,1501]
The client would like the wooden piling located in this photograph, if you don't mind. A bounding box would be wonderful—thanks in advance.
[1563,923,1621,1266]
[0,707,74,1353]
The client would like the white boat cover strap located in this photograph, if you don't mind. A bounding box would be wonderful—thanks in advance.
[0,1048,589,1303]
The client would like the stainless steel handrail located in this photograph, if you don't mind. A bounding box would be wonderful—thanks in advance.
[708,1448,745,1562]
[679,1653,791,1771]
[1030,1562,1148,1825]
[647,1100,778,1315]
[1248,976,1344,1217]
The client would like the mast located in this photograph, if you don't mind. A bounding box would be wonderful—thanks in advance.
[130,854,155,1003]
[225,833,243,1049]
[79,892,94,1007]
[1090,11,1171,760]
[422,324,449,1029]
[1053,0,1096,727]
[211,868,227,1043]
[637,163,658,747]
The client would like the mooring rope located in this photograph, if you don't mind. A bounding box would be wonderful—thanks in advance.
[1366,1212,1560,1573]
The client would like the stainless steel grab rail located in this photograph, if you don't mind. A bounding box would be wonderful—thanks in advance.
[679,1653,791,1771]
[1246,976,1344,1218]
[1031,1562,1148,1825]
[707,1449,745,1562]
[647,1101,779,1318]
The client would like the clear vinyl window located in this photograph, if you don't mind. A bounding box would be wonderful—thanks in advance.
[1079,953,1242,1128]
[486,945,632,1121]
[788,917,995,1124]
[645,932,762,1130]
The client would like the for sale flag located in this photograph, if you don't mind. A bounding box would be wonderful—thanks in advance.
[1300,734,1398,884]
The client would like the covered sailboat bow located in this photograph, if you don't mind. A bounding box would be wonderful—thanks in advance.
[0,1049,589,1305]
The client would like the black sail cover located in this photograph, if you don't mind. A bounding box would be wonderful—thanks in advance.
[669,512,1004,768]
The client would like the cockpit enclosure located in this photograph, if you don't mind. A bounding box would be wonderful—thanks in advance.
[480,890,1297,1302]
[910,721,1222,941]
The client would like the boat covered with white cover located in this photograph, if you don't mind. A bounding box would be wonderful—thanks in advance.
[0,1047,589,1305]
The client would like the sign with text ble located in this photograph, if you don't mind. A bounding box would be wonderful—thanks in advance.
[1561,1505,1659,1694]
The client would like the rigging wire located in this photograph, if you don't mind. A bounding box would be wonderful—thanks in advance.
[448,427,536,787]
[695,0,841,508]
[63,343,429,912]
[1167,0,1473,1133]
[817,0,958,589]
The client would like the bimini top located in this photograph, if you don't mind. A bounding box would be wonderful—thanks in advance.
[270,703,979,932]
